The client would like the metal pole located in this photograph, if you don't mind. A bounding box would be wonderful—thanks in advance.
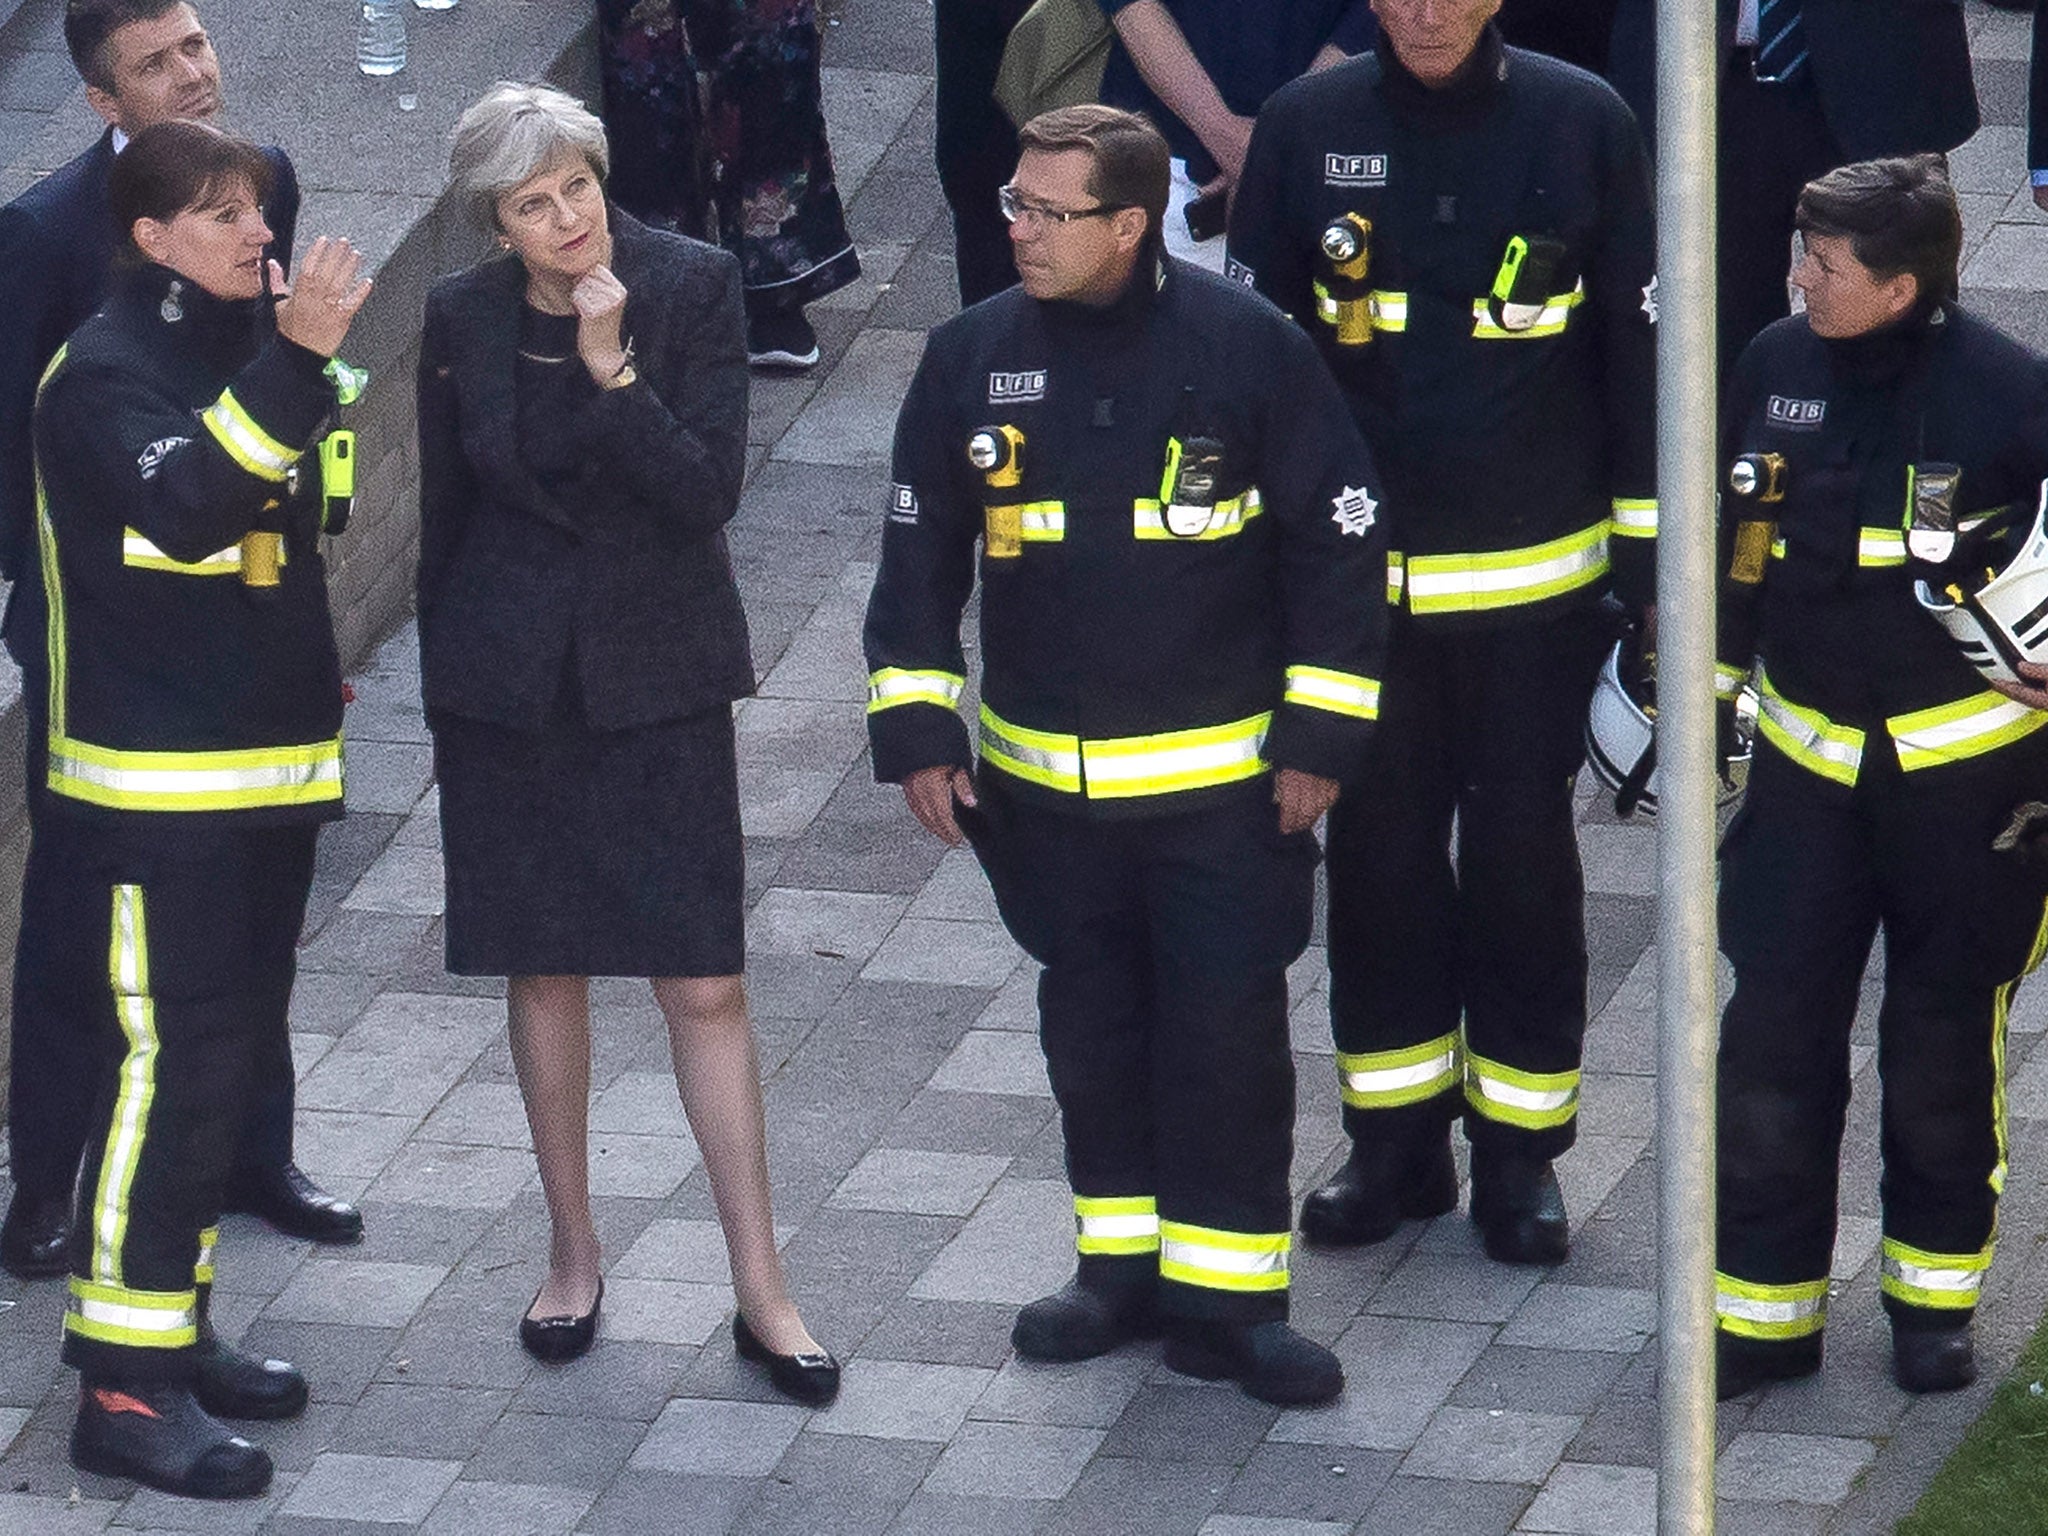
[1654,0,1720,1528]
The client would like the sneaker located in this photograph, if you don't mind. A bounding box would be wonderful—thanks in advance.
[747,310,820,370]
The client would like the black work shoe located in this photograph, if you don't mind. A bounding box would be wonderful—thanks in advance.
[0,1189,71,1279]
[70,1381,272,1498]
[746,309,820,369]
[1011,1277,1160,1362]
[224,1163,363,1245]
[1716,1330,1823,1401]
[1893,1322,1977,1394]
[1299,1134,1459,1247]
[193,1325,307,1420]
[1468,1150,1570,1265]
[1164,1318,1345,1406]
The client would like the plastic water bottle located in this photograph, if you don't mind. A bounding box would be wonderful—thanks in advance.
[413,0,457,11]
[356,0,406,75]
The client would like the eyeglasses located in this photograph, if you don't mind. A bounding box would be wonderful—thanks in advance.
[999,183,1125,229]
[504,171,603,230]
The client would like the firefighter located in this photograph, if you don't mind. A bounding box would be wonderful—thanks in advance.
[864,105,1388,1405]
[1224,0,1658,1265]
[31,121,365,1497]
[1713,156,2048,1399]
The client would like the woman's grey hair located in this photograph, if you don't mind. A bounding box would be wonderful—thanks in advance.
[449,82,610,227]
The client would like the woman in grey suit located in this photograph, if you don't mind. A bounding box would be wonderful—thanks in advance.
[417,83,835,1400]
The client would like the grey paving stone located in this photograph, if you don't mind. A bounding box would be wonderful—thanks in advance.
[888,1491,1055,1536]
[773,1427,943,1501]
[1353,1475,1531,1536]
[588,1071,695,1137]
[911,1178,1075,1305]
[510,1340,695,1424]
[1498,1285,1656,1355]
[1271,1315,1495,1450]
[1200,1519,1351,1536]
[0,1496,119,1534]
[972,1351,1158,1430]
[333,1383,513,1460]
[109,1483,282,1532]
[602,1277,736,1347]
[417,1479,595,1536]
[344,738,437,814]
[859,1297,1019,1367]
[1713,1501,1829,1536]
[736,1479,904,1536]
[1449,1346,1630,1416]
[465,1411,647,1491]
[631,1397,810,1477]
[810,1357,994,1441]
[615,1219,741,1284]
[1519,1463,1657,1536]
[1044,1455,1234,1536]
[293,1107,421,1182]
[1102,1384,1279,1464]
[882,1090,1055,1156]
[282,1451,462,1523]
[367,1141,536,1208]
[750,886,910,964]
[1400,1404,1580,1484]
[830,1146,1012,1216]
[1218,1443,1400,1524]
[344,840,446,915]
[863,917,1026,988]
[586,1130,702,1199]
[814,977,995,1053]
[1364,1250,1544,1324]
[416,1082,533,1147]
[267,1258,449,1329]
[1715,1430,1877,1505]
[775,329,928,468]
[922,1420,1104,1499]
[576,1470,757,1536]
[977,963,1043,1031]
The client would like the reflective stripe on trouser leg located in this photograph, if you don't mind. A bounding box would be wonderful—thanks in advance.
[1076,1196,1159,1257]
[1880,1238,1992,1313]
[1159,1221,1289,1294]
[1463,1049,1579,1132]
[1336,1033,1461,1112]
[1715,1271,1828,1341]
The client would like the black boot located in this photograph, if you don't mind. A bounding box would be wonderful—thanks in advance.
[1299,1133,1459,1247]
[1892,1320,1976,1394]
[1012,1273,1160,1362]
[69,1380,272,1498]
[1716,1330,1823,1400]
[1163,1318,1345,1406]
[0,1189,71,1279]
[1468,1149,1569,1265]
[193,1324,307,1420]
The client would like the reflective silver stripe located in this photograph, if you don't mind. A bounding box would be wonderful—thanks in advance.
[1079,1211,1159,1242]
[1858,528,1905,566]
[71,1293,194,1333]
[1159,1237,1286,1277]
[122,532,247,571]
[1715,1292,1824,1326]
[1887,692,2048,771]
[1404,524,1610,612]
[1343,1048,1457,1098]
[1611,499,1657,538]
[978,708,1083,792]
[1284,665,1380,719]
[1080,716,1269,795]
[200,391,297,481]
[1881,1255,1983,1296]
[866,669,965,711]
[54,746,344,803]
[1019,505,1065,538]
[1469,1074,1575,1116]
[1755,675,1864,783]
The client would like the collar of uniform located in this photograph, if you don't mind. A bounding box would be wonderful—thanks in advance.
[1823,299,1950,386]
[113,260,268,371]
[1040,252,1167,332]
[1374,21,1506,118]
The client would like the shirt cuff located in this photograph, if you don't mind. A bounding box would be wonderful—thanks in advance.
[2031,170,2048,188]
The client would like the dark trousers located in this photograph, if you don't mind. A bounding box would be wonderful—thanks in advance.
[8,672,298,1201]
[1716,743,2048,1345]
[935,0,1031,306]
[965,774,1316,1322]
[56,822,317,1384]
[1324,604,1609,1162]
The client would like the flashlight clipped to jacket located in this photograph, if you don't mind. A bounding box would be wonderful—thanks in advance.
[1319,213,1376,347]
[969,424,1026,558]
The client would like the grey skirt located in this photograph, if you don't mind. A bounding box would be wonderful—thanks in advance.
[431,689,745,979]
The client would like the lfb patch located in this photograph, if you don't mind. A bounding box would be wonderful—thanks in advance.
[1766,395,1826,430]
[888,483,920,525]
[989,370,1047,404]
[1324,153,1388,188]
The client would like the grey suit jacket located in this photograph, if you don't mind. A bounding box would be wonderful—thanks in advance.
[415,211,754,733]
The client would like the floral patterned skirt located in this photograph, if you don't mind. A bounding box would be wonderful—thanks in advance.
[598,0,860,311]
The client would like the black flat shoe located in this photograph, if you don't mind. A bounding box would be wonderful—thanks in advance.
[0,1189,72,1279]
[223,1163,364,1246]
[519,1278,602,1364]
[733,1312,840,1405]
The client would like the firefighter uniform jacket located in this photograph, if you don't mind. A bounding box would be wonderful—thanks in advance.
[1717,304,2048,783]
[33,263,346,831]
[1225,25,1658,623]
[864,257,1389,812]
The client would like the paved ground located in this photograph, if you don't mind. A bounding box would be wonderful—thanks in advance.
[6,2,2048,1532]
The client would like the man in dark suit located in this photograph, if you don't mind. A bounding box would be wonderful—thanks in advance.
[2029,0,2048,213]
[1496,0,1616,74]
[1608,0,1979,373]
[0,0,360,1277]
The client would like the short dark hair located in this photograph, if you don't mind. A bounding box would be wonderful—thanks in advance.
[1795,154,1962,306]
[109,119,272,256]
[1017,105,1170,253]
[65,0,187,91]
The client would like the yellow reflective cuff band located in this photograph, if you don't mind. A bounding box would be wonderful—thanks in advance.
[1158,1221,1290,1294]
[1715,1271,1828,1340]
[1755,668,1864,787]
[51,734,345,813]
[1386,552,1406,605]
[1610,499,1658,539]
[978,705,1083,793]
[1715,663,1750,702]
[66,1279,198,1350]
[1471,283,1583,339]
[1880,1239,1992,1311]
[1463,1053,1578,1130]
[1858,527,1906,567]
[1133,489,1264,541]
[1338,1034,1461,1110]
[1284,665,1381,721]
[121,528,276,575]
[985,500,1066,543]
[200,389,299,483]
[867,668,966,715]
[1076,1195,1160,1256]
[1080,713,1270,799]
[1887,690,2048,772]
[195,1223,219,1286]
[1403,521,1610,615]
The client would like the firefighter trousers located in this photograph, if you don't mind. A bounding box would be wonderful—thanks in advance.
[1716,743,2048,1348]
[962,772,1317,1322]
[54,820,318,1384]
[1323,605,1610,1162]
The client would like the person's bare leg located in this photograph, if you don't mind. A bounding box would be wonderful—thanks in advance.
[507,974,602,1318]
[653,974,820,1355]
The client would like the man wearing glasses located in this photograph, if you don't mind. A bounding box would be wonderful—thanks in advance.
[865,105,1387,1404]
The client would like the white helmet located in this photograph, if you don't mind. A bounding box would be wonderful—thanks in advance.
[1914,482,2048,685]
[1585,634,1752,819]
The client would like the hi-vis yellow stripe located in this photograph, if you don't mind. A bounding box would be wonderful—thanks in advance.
[1402,521,1610,614]
[1338,1033,1460,1110]
[1754,668,1864,786]
[1159,1220,1289,1293]
[1879,1238,1992,1311]
[1471,283,1583,339]
[867,668,966,714]
[978,706,1271,800]
[122,528,283,575]
[195,1224,219,1287]
[1284,665,1380,721]
[1133,489,1263,541]
[1610,499,1658,539]
[1464,1052,1579,1130]
[65,1278,197,1351]
[201,388,299,482]
[91,884,157,1287]
[1075,1195,1159,1256]
[35,347,70,742]
[1886,690,2048,772]
[1715,1272,1828,1340]
[51,734,345,813]
[1312,284,1407,333]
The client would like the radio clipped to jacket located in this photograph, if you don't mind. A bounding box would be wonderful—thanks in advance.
[1487,234,1567,334]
